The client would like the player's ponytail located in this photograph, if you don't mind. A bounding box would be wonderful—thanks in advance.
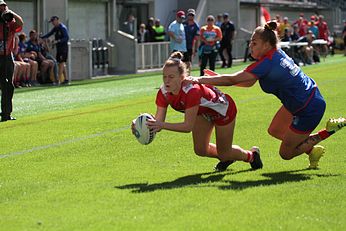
[254,20,279,48]
[164,51,187,76]
[264,21,277,31]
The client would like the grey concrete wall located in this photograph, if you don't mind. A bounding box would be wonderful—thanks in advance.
[43,0,68,33]
[109,31,137,74]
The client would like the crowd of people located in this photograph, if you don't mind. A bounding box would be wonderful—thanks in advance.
[12,15,69,88]
[275,13,333,65]
[131,9,236,75]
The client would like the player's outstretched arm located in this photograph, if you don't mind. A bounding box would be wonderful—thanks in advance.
[188,70,257,87]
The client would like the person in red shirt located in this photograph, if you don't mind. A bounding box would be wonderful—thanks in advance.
[316,15,329,41]
[142,51,263,172]
[316,15,330,58]
[0,0,23,122]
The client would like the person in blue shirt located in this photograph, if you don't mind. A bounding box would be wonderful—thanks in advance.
[183,9,200,73]
[168,11,187,56]
[41,16,69,84]
[188,21,345,169]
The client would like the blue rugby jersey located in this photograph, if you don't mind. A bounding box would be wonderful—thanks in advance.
[245,48,317,114]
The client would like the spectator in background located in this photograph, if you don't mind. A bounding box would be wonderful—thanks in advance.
[308,18,319,39]
[146,17,156,42]
[298,30,316,65]
[168,11,187,56]
[278,17,291,39]
[281,28,292,42]
[215,14,223,28]
[219,13,235,68]
[0,0,23,122]
[316,15,329,41]
[41,16,69,84]
[13,35,30,87]
[343,20,346,56]
[153,18,166,42]
[275,14,282,35]
[18,32,39,86]
[316,15,329,57]
[137,23,149,43]
[293,16,308,36]
[122,14,135,36]
[26,30,54,84]
[291,25,300,41]
[183,8,200,73]
[40,38,59,84]
[199,15,222,76]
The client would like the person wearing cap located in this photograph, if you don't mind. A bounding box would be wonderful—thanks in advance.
[153,18,165,42]
[0,0,23,122]
[40,15,69,84]
[219,13,235,68]
[183,9,200,72]
[168,10,187,58]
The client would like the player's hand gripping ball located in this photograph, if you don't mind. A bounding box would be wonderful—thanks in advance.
[132,113,156,145]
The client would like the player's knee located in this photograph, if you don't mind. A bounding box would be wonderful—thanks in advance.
[279,150,294,160]
[194,146,208,157]
[267,126,277,137]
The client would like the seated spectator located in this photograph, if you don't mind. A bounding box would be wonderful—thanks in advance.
[281,28,292,42]
[25,30,55,84]
[40,38,59,84]
[297,30,319,64]
[137,23,149,43]
[18,32,39,86]
[291,25,300,41]
[13,35,31,87]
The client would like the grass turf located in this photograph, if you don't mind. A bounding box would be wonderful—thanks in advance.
[0,55,345,230]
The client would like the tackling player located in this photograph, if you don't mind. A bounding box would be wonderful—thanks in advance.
[187,20,345,169]
[144,51,263,171]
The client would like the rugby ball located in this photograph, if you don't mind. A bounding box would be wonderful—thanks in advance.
[133,113,156,145]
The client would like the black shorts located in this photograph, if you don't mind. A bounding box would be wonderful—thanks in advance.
[56,47,68,63]
[183,49,193,62]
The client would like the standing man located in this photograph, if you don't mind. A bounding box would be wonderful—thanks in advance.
[183,9,200,73]
[153,18,165,42]
[219,13,235,68]
[41,16,69,85]
[0,1,23,122]
[168,11,187,55]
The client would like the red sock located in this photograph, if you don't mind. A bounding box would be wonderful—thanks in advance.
[318,129,330,140]
[246,151,254,162]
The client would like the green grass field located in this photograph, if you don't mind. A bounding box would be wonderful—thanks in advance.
[1,55,346,230]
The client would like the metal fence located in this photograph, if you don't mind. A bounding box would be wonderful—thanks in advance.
[136,42,171,70]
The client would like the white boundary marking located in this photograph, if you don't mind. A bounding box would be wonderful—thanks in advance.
[0,126,129,159]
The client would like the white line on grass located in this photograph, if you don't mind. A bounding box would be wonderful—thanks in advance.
[0,126,129,159]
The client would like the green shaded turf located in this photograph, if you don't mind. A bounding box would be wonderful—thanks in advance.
[0,55,345,230]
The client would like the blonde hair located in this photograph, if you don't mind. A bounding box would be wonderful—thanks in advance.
[163,51,187,76]
[254,20,279,48]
